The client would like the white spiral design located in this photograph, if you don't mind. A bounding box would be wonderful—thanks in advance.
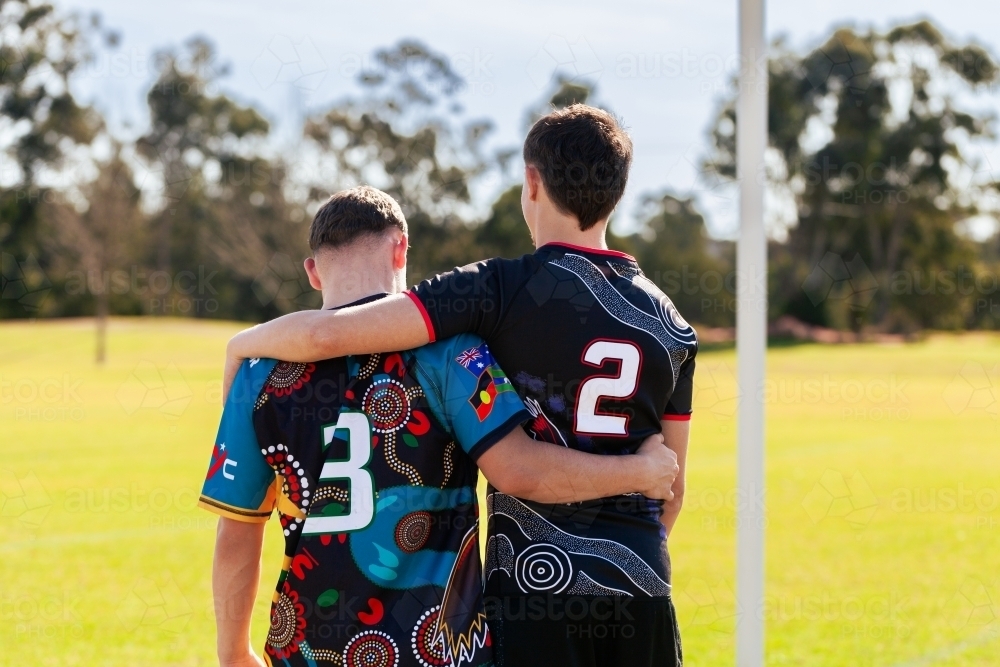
[515,543,573,594]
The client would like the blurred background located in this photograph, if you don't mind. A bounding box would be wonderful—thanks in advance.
[1,0,999,664]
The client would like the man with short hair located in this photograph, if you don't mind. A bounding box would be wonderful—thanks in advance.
[224,105,697,666]
[204,184,679,667]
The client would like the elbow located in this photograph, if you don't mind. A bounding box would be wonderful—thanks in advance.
[487,469,536,499]
[215,516,242,545]
[488,471,519,497]
[665,486,685,512]
[215,516,264,550]
[306,315,336,359]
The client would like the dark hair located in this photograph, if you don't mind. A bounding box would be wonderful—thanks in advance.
[309,186,407,252]
[523,104,633,231]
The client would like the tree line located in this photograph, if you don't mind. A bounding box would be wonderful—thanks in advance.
[2,0,999,361]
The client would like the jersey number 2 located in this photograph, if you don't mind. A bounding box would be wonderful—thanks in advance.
[575,340,641,436]
[301,409,376,535]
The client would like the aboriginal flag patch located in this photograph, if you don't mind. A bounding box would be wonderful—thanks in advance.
[457,343,514,420]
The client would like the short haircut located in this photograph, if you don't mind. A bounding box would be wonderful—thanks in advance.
[308,186,407,252]
[523,104,633,231]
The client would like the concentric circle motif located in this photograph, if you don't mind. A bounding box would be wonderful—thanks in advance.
[266,362,314,397]
[668,305,690,330]
[343,630,398,667]
[268,591,298,649]
[514,543,574,594]
[269,362,308,388]
[362,378,411,433]
[411,606,448,667]
[395,511,433,553]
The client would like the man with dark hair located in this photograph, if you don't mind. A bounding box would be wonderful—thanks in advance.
[223,105,697,666]
[204,184,679,667]
[522,104,633,231]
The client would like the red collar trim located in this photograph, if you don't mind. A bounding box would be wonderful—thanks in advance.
[540,242,635,262]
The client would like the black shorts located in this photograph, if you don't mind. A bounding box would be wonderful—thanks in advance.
[485,593,683,667]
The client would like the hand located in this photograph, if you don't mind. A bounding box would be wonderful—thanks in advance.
[634,434,679,501]
[220,653,266,667]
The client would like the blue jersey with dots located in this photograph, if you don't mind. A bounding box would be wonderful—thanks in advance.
[200,301,527,666]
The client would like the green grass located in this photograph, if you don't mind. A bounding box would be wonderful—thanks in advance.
[1,318,998,665]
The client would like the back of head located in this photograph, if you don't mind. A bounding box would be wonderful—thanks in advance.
[523,104,633,231]
[309,185,407,252]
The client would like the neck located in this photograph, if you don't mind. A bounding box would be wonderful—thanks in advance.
[531,212,609,250]
[320,272,397,310]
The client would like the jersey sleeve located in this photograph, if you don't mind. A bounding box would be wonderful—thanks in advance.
[663,353,697,420]
[406,258,507,343]
[198,358,279,523]
[411,333,530,461]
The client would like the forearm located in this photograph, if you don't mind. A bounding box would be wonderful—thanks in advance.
[213,518,266,663]
[479,433,649,504]
[232,294,427,361]
[229,310,339,364]
[660,419,690,536]
[660,485,685,535]
[522,449,647,503]
[225,294,430,395]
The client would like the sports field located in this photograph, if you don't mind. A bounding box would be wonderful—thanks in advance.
[1,318,998,665]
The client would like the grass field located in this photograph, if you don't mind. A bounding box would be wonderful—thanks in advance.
[1,317,999,666]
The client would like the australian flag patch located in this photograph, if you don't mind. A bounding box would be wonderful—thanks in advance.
[456,343,515,420]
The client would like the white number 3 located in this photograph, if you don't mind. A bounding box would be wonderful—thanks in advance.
[575,340,642,436]
[302,409,376,535]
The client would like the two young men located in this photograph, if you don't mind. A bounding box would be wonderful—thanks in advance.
[211,104,697,666]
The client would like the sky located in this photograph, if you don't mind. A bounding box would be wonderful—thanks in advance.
[59,0,1000,238]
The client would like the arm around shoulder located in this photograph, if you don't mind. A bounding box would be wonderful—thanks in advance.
[223,294,430,397]
[477,428,676,504]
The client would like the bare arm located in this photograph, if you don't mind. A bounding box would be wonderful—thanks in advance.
[224,294,428,398]
[477,429,678,504]
[213,517,268,667]
[660,419,691,535]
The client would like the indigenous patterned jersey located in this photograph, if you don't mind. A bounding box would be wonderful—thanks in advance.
[200,320,528,666]
[408,243,698,598]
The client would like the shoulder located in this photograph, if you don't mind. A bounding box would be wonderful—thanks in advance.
[459,254,539,279]
[410,333,486,374]
[245,357,280,381]
[227,357,280,407]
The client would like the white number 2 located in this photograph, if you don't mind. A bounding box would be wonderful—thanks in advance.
[301,409,376,535]
[574,340,642,436]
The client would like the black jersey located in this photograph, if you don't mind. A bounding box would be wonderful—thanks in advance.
[408,242,698,598]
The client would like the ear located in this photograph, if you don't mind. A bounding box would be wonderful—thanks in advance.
[304,256,323,291]
[524,164,541,201]
[392,233,408,271]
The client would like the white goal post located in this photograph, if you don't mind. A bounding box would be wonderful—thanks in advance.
[736,0,767,666]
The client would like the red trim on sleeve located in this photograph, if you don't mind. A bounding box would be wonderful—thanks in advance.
[541,242,636,262]
[404,290,436,343]
[662,413,692,421]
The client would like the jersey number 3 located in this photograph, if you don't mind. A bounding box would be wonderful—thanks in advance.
[575,340,642,437]
[302,409,376,535]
